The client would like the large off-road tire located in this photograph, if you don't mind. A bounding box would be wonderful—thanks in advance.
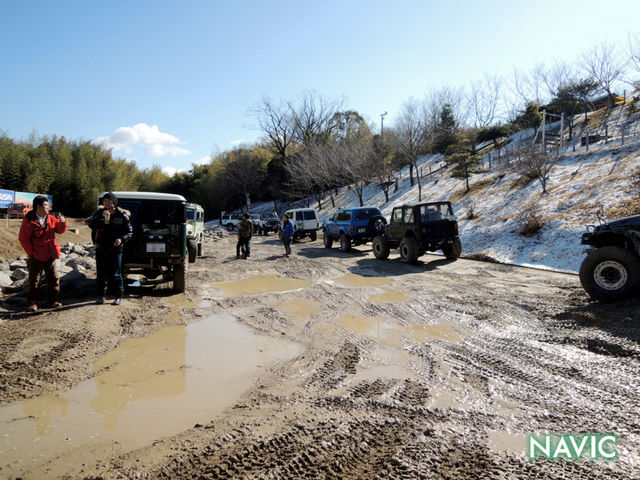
[172,263,187,293]
[369,215,387,235]
[197,241,203,257]
[309,230,317,242]
[323,230,333,249]
[339,233,352,252]
[399,237,419,264]
[579,247,640,302]
[372,235,390,260]
[226,223,234,232]
[442,237,462,260]
[187,239,197,263]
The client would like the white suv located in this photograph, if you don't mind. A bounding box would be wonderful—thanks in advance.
[220,212,242,231]
[283,208,320,241]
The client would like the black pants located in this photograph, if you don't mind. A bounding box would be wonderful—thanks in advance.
[236,237,250,257]
[96,249,123,296]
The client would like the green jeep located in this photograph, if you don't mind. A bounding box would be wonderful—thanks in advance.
[186,202,205,263]
[103,191,188,292]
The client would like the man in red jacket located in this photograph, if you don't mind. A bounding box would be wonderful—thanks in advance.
[18,195,67,312]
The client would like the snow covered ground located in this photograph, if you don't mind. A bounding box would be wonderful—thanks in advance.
[218,130,639,274]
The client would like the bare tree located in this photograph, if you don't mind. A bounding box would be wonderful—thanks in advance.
[541,59,578,99]
[627,32,640,88]
[391,98,428,195]
[332,138,374,207]
[290,91,344,146]
[252,96,296,160]
[515,145,556,194]
[468,72,503,128]
[580,41,625,107]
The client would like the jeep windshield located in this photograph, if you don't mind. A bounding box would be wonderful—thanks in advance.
[419,203,455,222]
[354,208,382,221]
[119,200,186,225]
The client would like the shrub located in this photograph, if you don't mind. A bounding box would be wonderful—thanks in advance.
[518,204,546,236]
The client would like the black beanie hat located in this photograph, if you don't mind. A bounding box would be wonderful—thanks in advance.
[102,192,118,206]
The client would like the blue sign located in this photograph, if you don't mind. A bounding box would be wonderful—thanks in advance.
[0,189,14,209]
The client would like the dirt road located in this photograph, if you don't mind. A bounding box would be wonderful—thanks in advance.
[1,232,639,479]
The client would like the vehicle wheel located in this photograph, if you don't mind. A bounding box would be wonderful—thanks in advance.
[323,230,333,248]
[339,233,352,252]
[226,223,234,231]
[399,237,419,264]
[579,247,640,302]
[197,241,203,257]
[310,230,317,242]
[442,237,462,260]
[369,215,387,234]
[372,235,389,260]
[172,263,187,293]
[187,239,197,263]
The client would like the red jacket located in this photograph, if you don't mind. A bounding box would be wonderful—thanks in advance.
[19,211,67,262]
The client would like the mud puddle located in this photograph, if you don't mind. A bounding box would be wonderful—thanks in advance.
[207,273,311,297]
[0,314,301,478]
[334,273,390,287]
[337,314,463,346]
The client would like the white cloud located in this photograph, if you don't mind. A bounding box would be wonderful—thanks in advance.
[192,156,211,166]
[230,138,245,147]
[162,166,187,177]
[95,123,190,158]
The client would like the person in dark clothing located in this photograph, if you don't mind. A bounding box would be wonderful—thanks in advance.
[236,214,253,259]
[86,192,133,305]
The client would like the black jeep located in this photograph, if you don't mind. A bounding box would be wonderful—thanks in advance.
[580,213,640,302]
[106,191,188,292]
[372,201,462,264]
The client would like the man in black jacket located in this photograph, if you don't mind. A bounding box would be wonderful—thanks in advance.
[87,192,133,305]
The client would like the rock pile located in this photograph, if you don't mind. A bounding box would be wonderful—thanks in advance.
[0,242,96,298]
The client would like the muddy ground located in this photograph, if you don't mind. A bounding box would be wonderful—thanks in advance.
[1,231,639,479]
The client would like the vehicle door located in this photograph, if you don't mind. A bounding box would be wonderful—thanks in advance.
[295,211,304,230]
[387,207,404,239]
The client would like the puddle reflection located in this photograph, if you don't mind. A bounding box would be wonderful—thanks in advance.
[209,274,311,297]
[335,273,390,287]
[0,314,302,476]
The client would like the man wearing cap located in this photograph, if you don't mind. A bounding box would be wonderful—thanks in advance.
[86,192,133,305]
[18,195,67,312]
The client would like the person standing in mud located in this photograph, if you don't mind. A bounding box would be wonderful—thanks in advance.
[86,192,132,305]
[281,214,294,257]
[236,213,253,259]
[18,195,67,312]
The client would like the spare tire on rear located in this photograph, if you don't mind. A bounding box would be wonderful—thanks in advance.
[369,215,387,234]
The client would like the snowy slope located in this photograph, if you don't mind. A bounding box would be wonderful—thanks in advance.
[242,122,640,274]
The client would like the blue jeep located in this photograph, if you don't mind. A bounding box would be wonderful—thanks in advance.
[322,207,387,252]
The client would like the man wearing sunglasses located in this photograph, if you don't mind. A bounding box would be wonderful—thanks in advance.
[18,195,67,312]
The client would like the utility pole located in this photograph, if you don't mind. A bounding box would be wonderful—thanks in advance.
[380,111,388,137]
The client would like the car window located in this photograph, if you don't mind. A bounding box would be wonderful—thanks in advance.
[354,208,381,220]
[302,210,316,220]
[186,210,195,220]
[403,208,414,223]
[296,211,303,221]
[337,212,350,221]
[392,208,403,222]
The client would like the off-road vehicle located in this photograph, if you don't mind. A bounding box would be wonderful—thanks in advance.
[282,208,320,241]
[186,202,205,263]
[580,213,640,302]
[322,206,386,252]
[372,201,461,264]
[220,212,242,231]
[104,191,188,292]
[256,211,280,235]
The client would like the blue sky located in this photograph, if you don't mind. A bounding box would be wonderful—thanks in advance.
[1,0,638,174]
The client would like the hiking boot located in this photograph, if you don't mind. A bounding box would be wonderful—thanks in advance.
[96,297,106,305]
[27,303,38,313]
[48,302,62,309]
[112,297,122,306]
